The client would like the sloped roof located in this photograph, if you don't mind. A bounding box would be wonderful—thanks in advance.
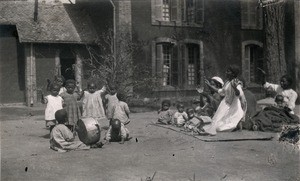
[0,1,97,44]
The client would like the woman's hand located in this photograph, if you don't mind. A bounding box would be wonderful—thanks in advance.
[204,79,210,86]
[231,79,239,88]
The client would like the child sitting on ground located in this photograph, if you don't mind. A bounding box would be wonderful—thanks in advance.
[274,94,285,109]
[42,83,63,133]
[50,109,102,152]
[183,108,203,133]
[173,103,188,127]
[193,97,214,118]
[157,99,173,125]
[111,92,130,125]
[104,119,130,144]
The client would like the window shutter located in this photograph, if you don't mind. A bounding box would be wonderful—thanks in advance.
[181,44,187,87]
[196,45,201,85]
[195,0,204,24]
[171,45,178,86]
[248,0,257,28]
[153,0,163,22]
[244,45,251,83]
[181,0,186,22]
[241,0,249,28]
[156,44,163,79]
[171,0,179,21]
[257,7,263,29]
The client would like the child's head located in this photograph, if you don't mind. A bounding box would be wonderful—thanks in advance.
[108,84,117,95]
[116,92,126,102]
[186,108,195,119]
[50,83,61,96]
[275,94,284,107]
[176,103,185,113]
[280,75,292,90]
[226,65,240,79]
[110,119,121,132]
[210,76,224,89]
[192,98,201,109]
[65,79,76,94]
[87,81,97,93]
[55,109,68,124]
[161,99,171,111]
[54,75,65,87]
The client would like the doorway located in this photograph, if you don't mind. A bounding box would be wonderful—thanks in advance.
[60,49,76,81]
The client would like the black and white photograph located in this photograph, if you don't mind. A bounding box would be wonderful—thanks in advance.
[0,0,299,180]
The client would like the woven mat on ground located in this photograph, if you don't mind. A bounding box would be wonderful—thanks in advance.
[149,123,274,142]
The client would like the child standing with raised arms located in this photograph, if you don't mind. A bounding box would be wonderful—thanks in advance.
[80,81,107,127]
[42,83,64,133]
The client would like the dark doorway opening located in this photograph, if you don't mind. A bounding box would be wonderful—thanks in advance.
[60,58,75,81]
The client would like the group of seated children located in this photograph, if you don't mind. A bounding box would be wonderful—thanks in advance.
[157,99,211,134]
[156,71,299,135]
[42,76,131,152]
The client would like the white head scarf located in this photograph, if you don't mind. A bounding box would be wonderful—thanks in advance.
[211,76,224,87]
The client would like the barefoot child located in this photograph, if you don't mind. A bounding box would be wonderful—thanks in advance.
[173,103,188,127]
[105,84,119,121]
[183,108,203,133]
[105,119,129,144]
[60,79,81,132]
[157,100,173,125]
[81,81,107,127]
[50,109,102,152]
[111,92,130,125]
[42,83,63,133]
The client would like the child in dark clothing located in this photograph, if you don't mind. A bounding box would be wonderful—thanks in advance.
[104,119,129,144]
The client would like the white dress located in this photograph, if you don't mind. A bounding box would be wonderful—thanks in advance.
[45,95,63,120]
[82,88,107,126]
[202,81,245,135]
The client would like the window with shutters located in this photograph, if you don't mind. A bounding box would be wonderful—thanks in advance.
[185,43,200,86]
[241,0,263,29]
[242,41,264,86]
[154,42,178,87]
[151,0,204,27]
[182,0,204,26]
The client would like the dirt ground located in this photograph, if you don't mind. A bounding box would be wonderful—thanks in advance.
[1,105,299,181]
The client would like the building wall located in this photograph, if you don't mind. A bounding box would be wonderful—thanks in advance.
[130,0,264,97]
[35,44,57,102]
[0,37,26,104]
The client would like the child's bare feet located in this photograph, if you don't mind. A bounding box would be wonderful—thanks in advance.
[91,142,104,148]
[119,138,125,144]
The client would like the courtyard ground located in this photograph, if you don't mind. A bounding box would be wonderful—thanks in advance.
[1,105,299,181]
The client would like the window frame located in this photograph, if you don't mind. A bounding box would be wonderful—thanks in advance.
[180,39,204,89]
[242,40,264,87]
[152,38,178,90]
[241,0,263,30]
[151,0,204,27]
